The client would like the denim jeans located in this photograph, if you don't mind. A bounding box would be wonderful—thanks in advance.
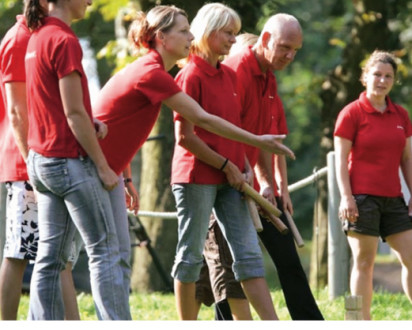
[26,150,131,320]
[108,177,131,304]
[171,183,264,282]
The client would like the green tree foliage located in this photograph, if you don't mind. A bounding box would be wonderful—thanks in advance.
[0,0,22,37]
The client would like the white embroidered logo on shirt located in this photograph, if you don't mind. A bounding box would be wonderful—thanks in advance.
[397,125,405,130]
[25,51,36,60]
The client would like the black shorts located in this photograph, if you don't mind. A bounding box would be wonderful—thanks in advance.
[343,194,412,241]
[195,216,246,306]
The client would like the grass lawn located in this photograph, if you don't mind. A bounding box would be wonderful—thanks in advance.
[14,287,412,321]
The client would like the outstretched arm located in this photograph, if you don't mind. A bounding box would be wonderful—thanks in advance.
[175,117,246,191]
[255,150,276,206]
[163,92,295,159]
[275,154,293,215]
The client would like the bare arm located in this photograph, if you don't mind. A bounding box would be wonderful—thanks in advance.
[163,92,295,159]
[255,150,276,205]
[334,136,358,222]
[93,117,108,139]
[275,154,293,215]
[59,71,118,190]
[5,82,29,160]
[400,137,412,215]
[123,164,139,214]
[175,118,245,191]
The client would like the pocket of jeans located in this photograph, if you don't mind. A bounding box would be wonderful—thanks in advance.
[38,158,70,195]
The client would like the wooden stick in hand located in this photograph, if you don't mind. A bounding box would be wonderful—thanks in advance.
[242,182,288,235]
[246,197,263,232]
[284,210,304,248]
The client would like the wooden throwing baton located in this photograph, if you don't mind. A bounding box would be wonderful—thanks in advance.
[242,183,289,235]
[284,210,304,248]
[245,197,263,232]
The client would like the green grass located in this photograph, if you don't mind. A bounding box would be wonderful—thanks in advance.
[14,287,412,321]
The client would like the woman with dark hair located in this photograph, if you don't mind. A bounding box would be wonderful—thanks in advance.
[0,0,80,320]
[335,50,412,319]
[93,4,293,319]
[24,0,130,320]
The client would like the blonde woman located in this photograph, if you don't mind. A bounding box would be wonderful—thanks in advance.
[170,3,278,320]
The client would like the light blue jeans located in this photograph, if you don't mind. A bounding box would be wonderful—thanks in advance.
[27,150,131,320]
[108,176,131,305]
[171,183,264,282]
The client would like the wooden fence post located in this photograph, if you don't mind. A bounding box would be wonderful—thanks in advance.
[345,295,363,320]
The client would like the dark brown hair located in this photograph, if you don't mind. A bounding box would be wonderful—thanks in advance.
[25,0,57,30]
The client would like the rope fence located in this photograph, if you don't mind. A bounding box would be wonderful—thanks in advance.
[131,166,328,219]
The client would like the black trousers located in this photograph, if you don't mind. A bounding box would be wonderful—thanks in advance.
[215,197,324,320]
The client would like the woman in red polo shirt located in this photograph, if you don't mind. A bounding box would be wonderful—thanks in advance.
[169,3,277,320]
[334,50,412,319]
[24,0,130,320]
[93,5,293,317]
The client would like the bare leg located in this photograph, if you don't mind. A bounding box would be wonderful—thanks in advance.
[227,298,252,320]
[61,262,80,320]
[0,258,28,320]
[240,277,278,320]
[347,232,379,320]
[386,229,412,303]
[174,279,201,320]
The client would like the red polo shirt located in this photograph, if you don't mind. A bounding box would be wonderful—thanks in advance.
[171,55,246,184]
[223,46,275,167]
[334,91,412,197]
[94,50,181,175]
[0,15,30,182]
[26,17,92,158]
[270,94,289,196]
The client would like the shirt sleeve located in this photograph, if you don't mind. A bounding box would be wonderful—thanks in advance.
[334,103,358,142]
[398,105,412,138]
[52,36,84,79]
[137,68,181,106]
[173,68,200,121]
[1,39,28,83]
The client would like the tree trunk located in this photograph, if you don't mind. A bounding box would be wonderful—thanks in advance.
[310,0,401,289]
[130,105,177,292]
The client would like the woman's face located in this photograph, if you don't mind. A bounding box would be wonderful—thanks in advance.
[162,14,194,60]
[364,62,395,98]
[67,0,92,21]
[207,20,238,57]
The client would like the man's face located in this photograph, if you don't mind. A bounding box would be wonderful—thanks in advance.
[264,26,302,71]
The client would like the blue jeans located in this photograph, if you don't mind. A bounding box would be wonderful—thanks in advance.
[27,150,131,320]
[108,177,131,303]
[171,183,264,282]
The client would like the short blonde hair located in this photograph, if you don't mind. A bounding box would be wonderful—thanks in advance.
[190,3,241,57]
[229,33,258,56]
